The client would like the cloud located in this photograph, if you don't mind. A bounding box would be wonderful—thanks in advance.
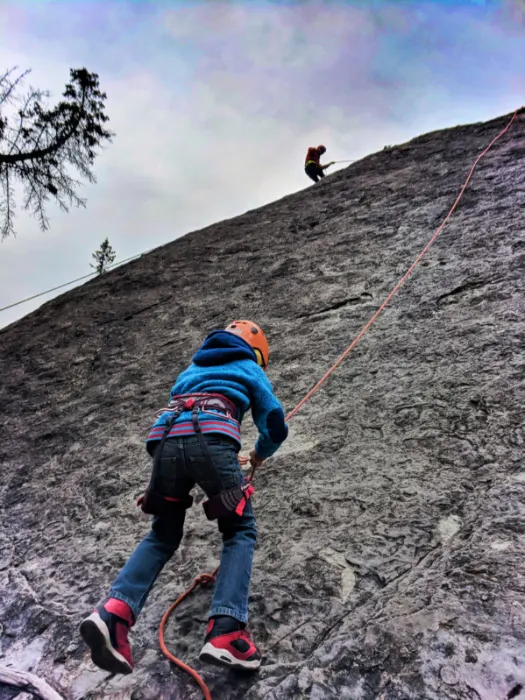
[1,0,524,329]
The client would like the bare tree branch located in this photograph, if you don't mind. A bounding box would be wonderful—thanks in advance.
[8,89,40,156]
[0,67,30,106]
[0,66,113,238]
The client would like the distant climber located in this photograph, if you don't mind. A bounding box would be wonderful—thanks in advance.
[305,144,334,182]
[80,321,288,675]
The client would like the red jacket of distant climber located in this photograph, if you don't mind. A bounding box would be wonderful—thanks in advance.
[305,147,322,166]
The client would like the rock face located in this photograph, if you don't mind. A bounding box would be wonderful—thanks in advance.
[1,109,525,700]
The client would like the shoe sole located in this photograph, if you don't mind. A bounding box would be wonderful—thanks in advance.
[199,642,261,671]
[80,614,133,675]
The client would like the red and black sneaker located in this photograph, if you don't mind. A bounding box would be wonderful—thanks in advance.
[199,615,261,671]
[80,598,134,674]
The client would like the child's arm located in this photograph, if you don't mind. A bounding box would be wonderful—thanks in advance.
[249,369,288,460]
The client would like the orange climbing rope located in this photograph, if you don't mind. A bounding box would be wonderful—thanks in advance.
[287,110,519,422]
[158,109,519,699]
[159,570,219,700]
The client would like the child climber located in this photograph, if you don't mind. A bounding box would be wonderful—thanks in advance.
[80,320,288,674]
[304,144,335,182]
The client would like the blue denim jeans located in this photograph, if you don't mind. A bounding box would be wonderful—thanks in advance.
[108,435,257,624]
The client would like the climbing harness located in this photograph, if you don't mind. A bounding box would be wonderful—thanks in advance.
[202,479,255,520]
[138,393,254,519]
[158,109,520,699]
[307,159,354,166]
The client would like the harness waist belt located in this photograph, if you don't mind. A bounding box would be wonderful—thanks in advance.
[155,392,238,420]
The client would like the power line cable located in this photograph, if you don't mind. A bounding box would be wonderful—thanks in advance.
[0,248,152,314]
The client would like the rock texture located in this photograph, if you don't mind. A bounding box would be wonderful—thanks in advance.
[1,109,525,700]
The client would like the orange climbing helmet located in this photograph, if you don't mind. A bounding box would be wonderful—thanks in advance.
[225,320,269,369]
[317,144,326,154]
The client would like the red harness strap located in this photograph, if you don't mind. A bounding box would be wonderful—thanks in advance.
[234,483,255,516]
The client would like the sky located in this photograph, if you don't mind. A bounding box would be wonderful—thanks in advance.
[0,0,524,329]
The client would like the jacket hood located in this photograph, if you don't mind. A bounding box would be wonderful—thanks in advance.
[192,330,258,367]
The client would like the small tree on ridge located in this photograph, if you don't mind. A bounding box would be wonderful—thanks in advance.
[91,237,116,275]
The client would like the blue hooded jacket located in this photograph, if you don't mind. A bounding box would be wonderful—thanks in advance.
[146,330,288,460]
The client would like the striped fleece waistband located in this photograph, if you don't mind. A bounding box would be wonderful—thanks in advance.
[146,413,242,446]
